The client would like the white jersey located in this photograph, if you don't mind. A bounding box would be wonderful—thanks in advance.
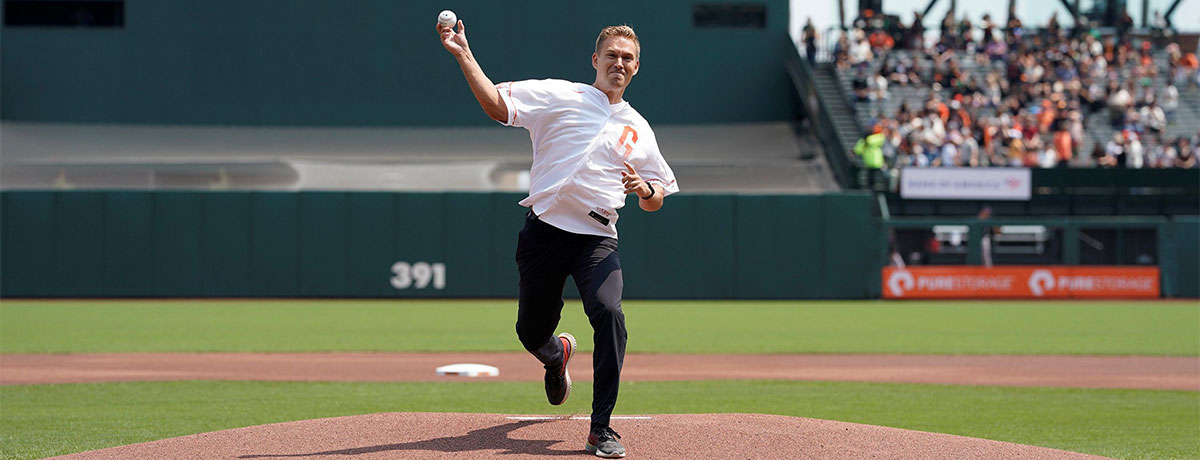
[496,79,678,238]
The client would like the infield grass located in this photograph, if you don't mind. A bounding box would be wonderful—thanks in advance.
[1,380,1196,460]
[1,299,1197,355]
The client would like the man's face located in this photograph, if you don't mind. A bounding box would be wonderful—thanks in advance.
[593,37,639,90]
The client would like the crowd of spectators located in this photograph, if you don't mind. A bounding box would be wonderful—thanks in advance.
[829,8,1199,169]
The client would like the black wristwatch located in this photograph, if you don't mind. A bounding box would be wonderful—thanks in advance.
[640,184,656,200]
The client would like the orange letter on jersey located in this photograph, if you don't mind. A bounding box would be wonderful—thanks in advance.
[616,126,639,159]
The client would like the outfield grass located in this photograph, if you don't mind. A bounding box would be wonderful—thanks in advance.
[1,380,1195,460]
[1,299,1197,355]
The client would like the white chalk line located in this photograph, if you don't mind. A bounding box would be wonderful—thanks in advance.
[506,416,653,421]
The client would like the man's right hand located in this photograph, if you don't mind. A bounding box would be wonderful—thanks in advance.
[437,19,508,124]
[438,20,468,57]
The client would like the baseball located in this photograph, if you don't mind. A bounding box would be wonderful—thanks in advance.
[438,10,457,28]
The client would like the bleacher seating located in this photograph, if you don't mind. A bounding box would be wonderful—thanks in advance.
[830,31,1198,169]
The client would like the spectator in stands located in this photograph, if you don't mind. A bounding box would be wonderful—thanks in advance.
[959,14,975,52]
[1105,132,1128,167]
[938,11,957,51]
[1082,77,1105,112]
[961,127,981,166]
[1044,12,1060,43]
[834,12,1196,170]
[1116,10,1134,43]
[1174,137,1197,168]
[869,68,889,107]
[1125,132,1145,168]
[1096,133,1120,167]
[1149,10,1172,47]
[852,70,870,102]
[979,118,1003,166]
[936,130,961,166]
[1165,42,1184,84]
[906,12,926,50]
[1107,81,1132,126]
[849,32,874,70]
[882,57,905,85]
[1141,100,1166,135]
[1004,7,1023,41]
[1067,109,1085,149]
[1161,83,1179,123]
[1148,134,1172,168]
[833,31,851,70]
[869,27,895,51]
[802,17,819,65]
[907,57,925,85]
[984,72,1003,106]
[1052,118,1074,166]
[1163,135,1185,168]
[1182,52,1200,88]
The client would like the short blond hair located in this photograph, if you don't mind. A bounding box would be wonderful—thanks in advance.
[595,25,640,58]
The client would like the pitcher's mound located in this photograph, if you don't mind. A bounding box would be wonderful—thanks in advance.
[49,412,1112,459]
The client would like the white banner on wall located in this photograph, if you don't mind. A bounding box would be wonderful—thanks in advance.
[900,168,1032,201]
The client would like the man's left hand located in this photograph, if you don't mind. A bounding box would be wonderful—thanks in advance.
[621,162,652,198]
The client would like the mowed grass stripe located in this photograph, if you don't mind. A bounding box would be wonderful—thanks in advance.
[1,380,1195,460]
[1,300,1196,355]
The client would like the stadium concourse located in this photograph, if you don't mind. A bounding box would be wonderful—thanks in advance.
[0,122,835,193]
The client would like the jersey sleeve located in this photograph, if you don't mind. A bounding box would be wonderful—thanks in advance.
[634,131,680,196]
[493,79,568,129]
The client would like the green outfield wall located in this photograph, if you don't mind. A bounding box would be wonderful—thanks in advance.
[1169,216,1200,298]
[0,191,878,299]
[1,0,793,126]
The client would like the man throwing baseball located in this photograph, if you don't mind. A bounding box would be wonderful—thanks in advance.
[438,18,677,459]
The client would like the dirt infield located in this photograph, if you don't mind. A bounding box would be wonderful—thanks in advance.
[12,353,1189,459]
[45,412,1116,460]
[3,352,1197,390]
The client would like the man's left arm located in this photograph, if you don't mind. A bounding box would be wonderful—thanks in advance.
[638,184,665,212]
[621,161,664,212]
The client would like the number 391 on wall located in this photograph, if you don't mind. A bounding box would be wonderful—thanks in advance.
[390,262,446,290]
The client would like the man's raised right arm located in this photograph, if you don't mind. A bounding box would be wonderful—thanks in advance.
[438,21,508,123]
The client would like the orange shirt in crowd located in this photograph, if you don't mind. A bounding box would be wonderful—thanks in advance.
[869,30,895,49]
[1053,130,1073,162]
[1183,53,1199,69]
[1037,102,1055,131]
[955,108,971,129]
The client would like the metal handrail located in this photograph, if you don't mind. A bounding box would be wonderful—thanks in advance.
[783,36,859,189]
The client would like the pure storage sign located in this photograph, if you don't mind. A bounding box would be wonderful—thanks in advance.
[882,266,1160,299]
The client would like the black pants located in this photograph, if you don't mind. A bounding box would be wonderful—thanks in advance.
[515,211,626,429]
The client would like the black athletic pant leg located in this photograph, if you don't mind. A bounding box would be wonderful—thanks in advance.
[514,212,628,428]
[515,213,569,370]
[572,236,626,429]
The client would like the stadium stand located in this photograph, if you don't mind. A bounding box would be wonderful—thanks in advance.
[820,15,1198,174]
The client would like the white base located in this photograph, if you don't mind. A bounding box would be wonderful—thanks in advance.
[435,363,499,377]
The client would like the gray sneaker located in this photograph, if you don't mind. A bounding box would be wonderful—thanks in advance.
[544,332,576,406]
[585,426,625,458]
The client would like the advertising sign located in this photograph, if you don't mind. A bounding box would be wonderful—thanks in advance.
[882,266,1160,299]
[900,168,1031,200]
